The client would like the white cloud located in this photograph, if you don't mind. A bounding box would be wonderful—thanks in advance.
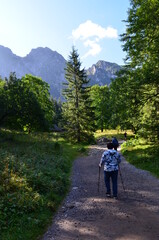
[71,20,118,58]
[72,20,118,40]
[82,40,101,59]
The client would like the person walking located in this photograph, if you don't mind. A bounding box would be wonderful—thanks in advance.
[99,142,121,199]
[124,132,127,141]
[112,136,119,151]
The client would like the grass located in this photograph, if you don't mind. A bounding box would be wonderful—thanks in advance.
[94,129,134,141]
[121,138,159,178]
[0,129,87,240]
[1,128,158,239]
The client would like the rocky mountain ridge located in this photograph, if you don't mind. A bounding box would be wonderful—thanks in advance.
[0,45,121,99]
[86,60,121,86]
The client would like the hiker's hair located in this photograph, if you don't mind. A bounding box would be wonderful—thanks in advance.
[107,142,114,149]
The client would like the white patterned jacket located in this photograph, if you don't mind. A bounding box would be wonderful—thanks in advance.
[100,149,121,172]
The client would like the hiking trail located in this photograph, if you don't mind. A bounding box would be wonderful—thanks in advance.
[41,141,159,240]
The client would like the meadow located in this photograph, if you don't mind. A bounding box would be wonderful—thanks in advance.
[0,129,86,240]
[121,138,159,178]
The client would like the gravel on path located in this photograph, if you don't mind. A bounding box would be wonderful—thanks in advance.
[41,143,159,240]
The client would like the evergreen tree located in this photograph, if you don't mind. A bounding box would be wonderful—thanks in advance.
[62,47,95,143]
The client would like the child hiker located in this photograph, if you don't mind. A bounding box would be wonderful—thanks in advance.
[99,142,121,199]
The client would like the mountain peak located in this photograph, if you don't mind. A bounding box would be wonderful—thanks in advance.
[26,47,62,59]
[0,45,14,56]
[86,60,121,85]
[96,60,121,68]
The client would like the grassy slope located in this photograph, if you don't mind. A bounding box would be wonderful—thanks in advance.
[0,129,86,240]
[121,138,159,178]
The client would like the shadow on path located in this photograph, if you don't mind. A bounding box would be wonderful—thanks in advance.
[41,143,159,240]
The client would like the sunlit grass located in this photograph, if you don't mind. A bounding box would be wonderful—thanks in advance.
[121,138,159,178]
[0,129,86,240]
[94,129,134,140]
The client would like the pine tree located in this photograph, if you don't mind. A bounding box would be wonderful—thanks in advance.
[62,47,95,143]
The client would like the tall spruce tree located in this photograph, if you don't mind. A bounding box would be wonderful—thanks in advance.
[62,47,95,143]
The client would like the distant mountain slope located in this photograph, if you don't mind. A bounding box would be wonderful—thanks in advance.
[0,45,121,99]
[0,45,66,99]
[22,47,66,99]
[0,45,29,78]
[86,60,121,86]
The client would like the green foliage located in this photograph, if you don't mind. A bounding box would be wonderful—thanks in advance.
[20,74,54,131]
[90,85,111,132]
[109,68,141,131]
[0,129,84,240]
[0,73,54,132]
[51,98,63,127]
[121,138,159,178]
[62,47,95,143]
[109,0,159,141]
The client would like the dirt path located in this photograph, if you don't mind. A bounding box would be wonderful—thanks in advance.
[41,143,159,240]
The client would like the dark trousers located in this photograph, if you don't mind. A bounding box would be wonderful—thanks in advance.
[114,146,117,151]
[104,170,118,197]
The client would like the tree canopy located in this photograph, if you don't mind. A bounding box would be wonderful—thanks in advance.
[109,0,159,141]
[0,73,54,132]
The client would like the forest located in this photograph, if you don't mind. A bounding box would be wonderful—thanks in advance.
[0,0,158,239]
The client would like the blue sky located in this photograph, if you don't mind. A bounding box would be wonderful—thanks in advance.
[0,0,130,68]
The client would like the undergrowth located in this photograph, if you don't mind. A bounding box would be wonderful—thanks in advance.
[0,129,86,240]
